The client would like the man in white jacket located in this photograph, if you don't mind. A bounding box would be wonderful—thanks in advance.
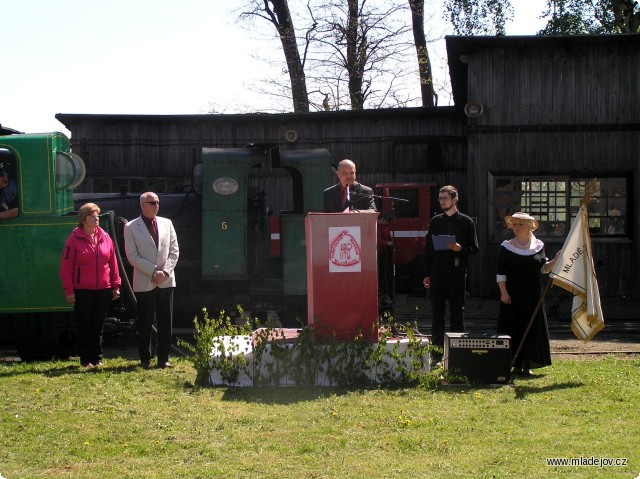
[124,192,179,369]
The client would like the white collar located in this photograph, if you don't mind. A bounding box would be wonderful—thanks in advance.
[501,236,543,256]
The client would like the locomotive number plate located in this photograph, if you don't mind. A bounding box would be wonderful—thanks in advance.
[212,177,239,195]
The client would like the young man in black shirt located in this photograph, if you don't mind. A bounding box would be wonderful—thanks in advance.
[423,185,479,365]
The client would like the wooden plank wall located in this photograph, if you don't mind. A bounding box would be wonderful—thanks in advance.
[60,108,467,215]
[468,39,640,126]
[464,37,640,297]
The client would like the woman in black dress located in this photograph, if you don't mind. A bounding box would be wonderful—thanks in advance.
[497,212,559,375]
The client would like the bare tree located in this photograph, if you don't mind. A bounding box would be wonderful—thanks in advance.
[238,0,439,111]
[408,0,436,107]
[311,0,415,110]
[240,0,311,112]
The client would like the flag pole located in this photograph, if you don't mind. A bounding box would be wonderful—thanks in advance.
[510,278,552,368]
[581,179,598,208]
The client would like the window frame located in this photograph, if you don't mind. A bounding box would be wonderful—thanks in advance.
[488,173,632,243]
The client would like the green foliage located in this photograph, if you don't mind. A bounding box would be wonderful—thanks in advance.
[446,0,640,36]
[252,326,322,386]
[445,0,514,35]
[538,0,640,34]
[178,307,253,386]
[539,0,612,34]
[190,311,444,389]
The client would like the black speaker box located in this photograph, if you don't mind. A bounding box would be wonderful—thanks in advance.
[443,332,511,384]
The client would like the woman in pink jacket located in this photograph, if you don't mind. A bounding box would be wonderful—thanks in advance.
[60,203,121,369]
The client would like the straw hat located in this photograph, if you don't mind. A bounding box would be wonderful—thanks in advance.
[504,212,539,231]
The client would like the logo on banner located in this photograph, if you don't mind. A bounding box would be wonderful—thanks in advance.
[329,227,361,272]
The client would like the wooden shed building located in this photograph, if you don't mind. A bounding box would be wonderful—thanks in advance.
[446,34,639,297]
[56,34,640,299]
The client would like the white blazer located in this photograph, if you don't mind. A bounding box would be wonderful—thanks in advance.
[124,215,180,292]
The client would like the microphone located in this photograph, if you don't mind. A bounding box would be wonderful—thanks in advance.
[350,191,368,199]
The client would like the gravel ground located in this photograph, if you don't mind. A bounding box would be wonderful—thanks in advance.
[550,333,640,360]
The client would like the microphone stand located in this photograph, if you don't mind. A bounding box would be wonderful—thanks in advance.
[350,192,409,202]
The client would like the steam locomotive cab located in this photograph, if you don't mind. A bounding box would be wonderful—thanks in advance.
[199,146,333,324]
[0,132,89,359]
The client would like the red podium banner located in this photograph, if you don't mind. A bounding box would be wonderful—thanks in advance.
[306,212,379,341]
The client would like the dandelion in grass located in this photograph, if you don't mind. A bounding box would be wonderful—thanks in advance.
[437,439,448,453]
[397,413,411,428]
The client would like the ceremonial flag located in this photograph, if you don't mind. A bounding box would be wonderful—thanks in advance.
[549,205,604,341]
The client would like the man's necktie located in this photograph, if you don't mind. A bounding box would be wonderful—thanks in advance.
[151,218,159,246]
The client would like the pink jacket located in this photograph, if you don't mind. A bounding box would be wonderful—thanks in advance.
[60,226,121,296]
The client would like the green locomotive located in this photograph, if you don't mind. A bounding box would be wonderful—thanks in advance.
[0,132,91,359]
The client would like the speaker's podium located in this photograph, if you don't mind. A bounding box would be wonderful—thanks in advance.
[444,332,511,384]
[305,212,379,342]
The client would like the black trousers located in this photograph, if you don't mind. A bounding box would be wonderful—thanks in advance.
[428,263,467,356]
[136,287,174,364]
[74,289,112,366]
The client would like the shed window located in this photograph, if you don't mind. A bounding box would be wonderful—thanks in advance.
[490,176,628,240]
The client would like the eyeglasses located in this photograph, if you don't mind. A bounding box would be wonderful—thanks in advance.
[438,197,451,201]
[144,201,160,206]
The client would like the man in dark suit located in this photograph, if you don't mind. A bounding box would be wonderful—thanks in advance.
[323,159,377,213]
[124,192,180,369]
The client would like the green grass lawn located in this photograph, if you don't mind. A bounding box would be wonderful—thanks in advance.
[1,356,638,479]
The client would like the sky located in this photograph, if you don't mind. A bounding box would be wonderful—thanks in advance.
[0,0,548,137]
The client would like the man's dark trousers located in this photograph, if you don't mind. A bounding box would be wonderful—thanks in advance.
[429,261,467,359]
